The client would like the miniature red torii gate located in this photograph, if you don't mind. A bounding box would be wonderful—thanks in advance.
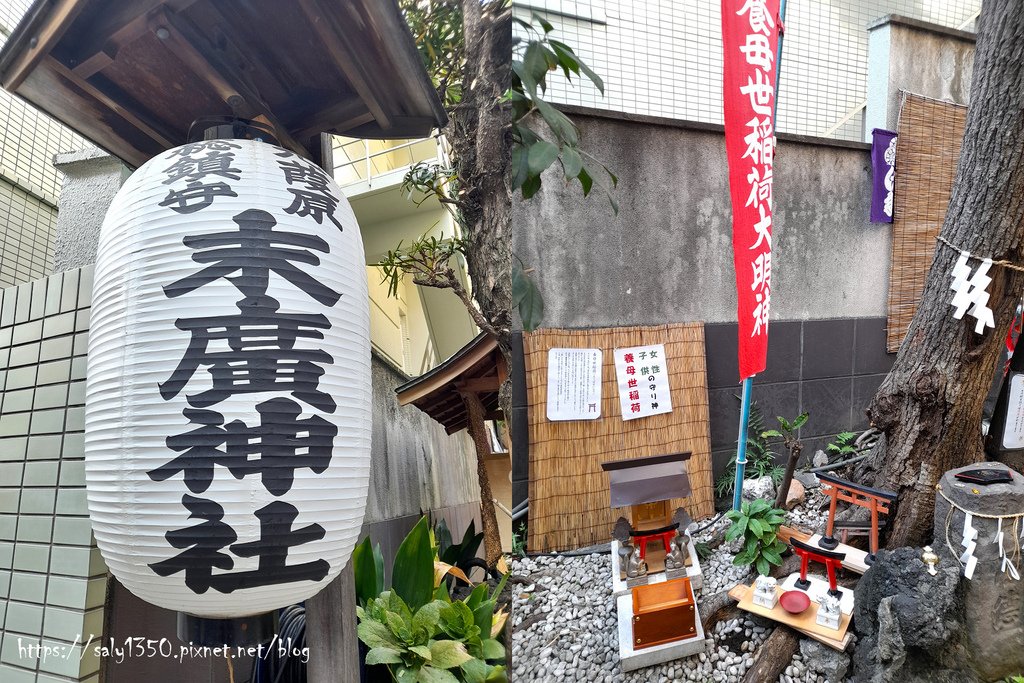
[791,537,846,597]
[816,473,897,565]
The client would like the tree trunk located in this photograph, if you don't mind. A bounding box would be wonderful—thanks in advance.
[450,0,512,355]
[448,0,512,563]
[774,442,802,509]
[862,0,1024,547]
[463,390,504,565]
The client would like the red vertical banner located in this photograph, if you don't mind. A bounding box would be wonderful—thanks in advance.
[722,0,780,381]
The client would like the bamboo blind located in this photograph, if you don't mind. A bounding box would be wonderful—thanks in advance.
[886,93,968,352]
[524,324,714,553]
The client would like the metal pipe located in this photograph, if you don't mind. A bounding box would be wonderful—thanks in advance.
[732,376,754,510]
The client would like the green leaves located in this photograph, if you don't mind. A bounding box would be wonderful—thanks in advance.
[353,537,385,607]
[393,517,436,612]
[511,13,617,212]
[512,262,545,331]
[725,499,789,576]
[355,517,510,679]
[429,640,473,669]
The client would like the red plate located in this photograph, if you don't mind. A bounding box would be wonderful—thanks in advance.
[779,590,810,614]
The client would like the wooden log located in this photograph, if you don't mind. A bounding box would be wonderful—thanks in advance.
[741,626,800,683]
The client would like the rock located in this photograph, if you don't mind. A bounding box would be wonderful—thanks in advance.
[741,475,775,502]
[794,471,819,490]
[785,478,805,509]
[799,638,849,681]
[812,450,829,468]
[852,546,975,682]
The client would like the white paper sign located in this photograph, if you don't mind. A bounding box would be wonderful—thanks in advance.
[546,348,602,421]
[613,344,673,421]
[1003,373,1024,448]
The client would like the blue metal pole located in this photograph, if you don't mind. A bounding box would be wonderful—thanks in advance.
[732,376,754,510]
[731,0,787,511]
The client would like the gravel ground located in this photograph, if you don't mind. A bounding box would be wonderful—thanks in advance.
[511,487,854,682]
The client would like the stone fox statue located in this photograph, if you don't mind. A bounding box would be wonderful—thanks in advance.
[665,507,693,570]
[612,516,648,578]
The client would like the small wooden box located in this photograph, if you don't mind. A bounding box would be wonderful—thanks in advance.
[631,576,697,649]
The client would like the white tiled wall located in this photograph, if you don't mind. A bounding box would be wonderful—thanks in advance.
[0,267,105,683]
[513,0,980,140]
[0,3,90,290]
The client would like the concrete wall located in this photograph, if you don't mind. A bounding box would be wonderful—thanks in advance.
[364,356,480,525]
[865,16,975,140]
[514,111,891,328]
[51,151,130,275]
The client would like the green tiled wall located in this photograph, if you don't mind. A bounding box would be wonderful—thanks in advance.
[0,267,104,683]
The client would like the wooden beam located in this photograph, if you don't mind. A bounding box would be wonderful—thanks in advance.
[45,56,175,149]
[455,376,501,393]
[305,563,360,683]
[61,0,203,79]
[156,9,312,159]
[4,0,86,90]
[292,99,375,140]
[296,0,392,132]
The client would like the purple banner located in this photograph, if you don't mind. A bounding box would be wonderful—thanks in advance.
[871,128,897,223]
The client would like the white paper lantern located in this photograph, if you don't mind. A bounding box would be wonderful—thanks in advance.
[84,139,372,618]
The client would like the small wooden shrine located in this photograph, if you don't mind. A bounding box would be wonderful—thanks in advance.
[602,453,704,595]
[602,453,707,671]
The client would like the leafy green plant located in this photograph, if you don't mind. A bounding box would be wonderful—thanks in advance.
[726,499,788,576]
[715,403,784,498]
[355,517,509,682]
[436,518,486,585]
[511,13,618,211]
[511,522,527,557]
[826,431,858,460]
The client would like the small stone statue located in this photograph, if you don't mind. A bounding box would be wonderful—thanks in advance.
[752,574,779,609]
[816,592,842,630]
[625,543,648,578]
[664,532,690,571]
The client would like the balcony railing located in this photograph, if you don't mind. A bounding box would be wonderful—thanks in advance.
[332,135,446,190]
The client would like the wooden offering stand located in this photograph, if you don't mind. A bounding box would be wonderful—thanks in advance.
[817,473,897,565]
[728,583,852,650]
[632,577,698,649]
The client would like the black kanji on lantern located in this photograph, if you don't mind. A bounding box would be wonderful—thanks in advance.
[148,398,336,496]
[158,294,336,412]
[152,146,349,593]
[278,158,343,230]
[221,501,330,591]
[159,142,243,214]
[164,151,242,186]
[150,494,237,594]
[151,496,329,594]
[164,208,341,305]
[160,181,239,214]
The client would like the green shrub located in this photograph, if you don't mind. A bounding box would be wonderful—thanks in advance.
[354,517,508,682]
[726,499,788,576]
